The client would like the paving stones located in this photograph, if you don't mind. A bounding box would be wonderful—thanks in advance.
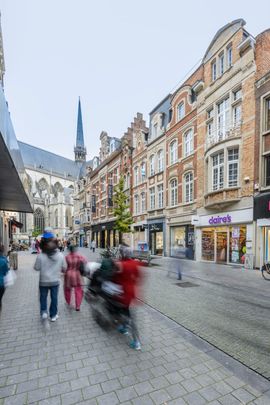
[0,251,269,404]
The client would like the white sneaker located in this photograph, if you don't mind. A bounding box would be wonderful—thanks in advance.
[50,314,59,322]
[41,313,48,320]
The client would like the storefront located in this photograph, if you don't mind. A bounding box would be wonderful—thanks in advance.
[170,225,194,259]
[254,193,270,268]
[195,208,253,265]
[133,222,148,251]
[91,221,119,248]
[148,219,165,256]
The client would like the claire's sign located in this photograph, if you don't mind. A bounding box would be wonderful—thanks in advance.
[209,214,232,225]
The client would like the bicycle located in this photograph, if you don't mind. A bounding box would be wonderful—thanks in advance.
[261,262,270,280]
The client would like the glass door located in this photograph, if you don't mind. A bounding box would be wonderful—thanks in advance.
[216,232,228,263]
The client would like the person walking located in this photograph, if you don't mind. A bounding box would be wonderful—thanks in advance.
[8,243,18,270]
[114,246,142,350]
[63,245,87,311]
[0,245,9,313]
[91,239,96,253]
[34,232,67,321]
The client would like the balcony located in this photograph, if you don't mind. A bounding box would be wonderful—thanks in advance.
[206,123,242,151]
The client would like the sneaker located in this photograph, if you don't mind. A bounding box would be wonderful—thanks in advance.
[76,308,80,311]
[41,313,48,320]
[50,314,59,322]
[117,325,129,335]
[129,340,141,350]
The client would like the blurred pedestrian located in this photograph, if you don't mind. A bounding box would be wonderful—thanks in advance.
[114,246,142,350]
[91,240,96,253]
[34,232,67,321]
[64,245,87,311]
[35,239,41,254]
[8,243,18,270]
[0,245,9,313]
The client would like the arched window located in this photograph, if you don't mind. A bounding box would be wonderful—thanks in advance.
[157,150,164,172]
[34,208,44,233]
[184,129,193,157]
[134,195,139,214]
[170,179,178,207]
[170,140,177,165]
[150,155,155,176]
[134,167,139,186]
[55,209,58,228]
[65,208,71,227]
[184,172,193,203]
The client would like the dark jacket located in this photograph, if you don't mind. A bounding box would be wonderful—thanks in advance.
[0,255,9,287]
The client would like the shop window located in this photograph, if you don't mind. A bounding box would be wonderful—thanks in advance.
[184,129,193,157]
[184,172,193,203]
[170,140,177,165]
[228,148,239,187]
[170,179,178,207]
[157,184,163,208]
[265,155,270,186]
[202,229,215,261]
[157,150,164,172]
[264,97,270,132]
[229,226,246,264]
[171,227,186,258]
[212,152,224,191]
[149,187,155,210]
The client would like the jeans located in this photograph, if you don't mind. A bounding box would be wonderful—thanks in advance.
[39,285,59,318]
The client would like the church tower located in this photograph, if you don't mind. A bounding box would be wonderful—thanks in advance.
[74,97,86,162]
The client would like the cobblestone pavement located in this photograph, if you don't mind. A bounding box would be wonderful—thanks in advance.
[1,252,270,404]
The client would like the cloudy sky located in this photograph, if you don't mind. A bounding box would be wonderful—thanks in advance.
[1,0,269,160]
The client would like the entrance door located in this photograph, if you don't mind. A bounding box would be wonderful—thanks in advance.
[101,230,105,248]
[216,232,228,263]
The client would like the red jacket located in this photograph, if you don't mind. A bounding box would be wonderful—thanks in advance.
[114,259,141,306]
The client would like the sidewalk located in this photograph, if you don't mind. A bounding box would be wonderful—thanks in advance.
[0,252,269,404]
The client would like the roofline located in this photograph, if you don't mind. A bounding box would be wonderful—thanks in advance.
[171,64,203,103]
[18,140,76,163]
[149,94,171,115]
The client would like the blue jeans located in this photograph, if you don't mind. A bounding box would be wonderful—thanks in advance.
[39,285,59,318]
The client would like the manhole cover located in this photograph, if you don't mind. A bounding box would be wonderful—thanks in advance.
[175,282,199,288]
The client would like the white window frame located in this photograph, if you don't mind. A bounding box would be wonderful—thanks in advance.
[184,172,193,203]
[157,150,164,172]
[141,162,146,182]
[212,152,224,191]
[184,129,194,158]
[170,179,178,207]
[141,192,146,212]
[228,148,239,188]
[217,98,230,140]
[134,166,139,186]
[233,104,242,127]
[212,60,217,81]
[157,184,164,208]
[227,45,232,68]
[149,187,155,210]
[264,97,270,132]
[134,194,139,214]
[150,155,155,176]
[177,102,185,121]
[170,140,177,165]
[219,53,224,76]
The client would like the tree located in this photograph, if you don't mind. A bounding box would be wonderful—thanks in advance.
[113,176,133,243]
[32,228,41,238]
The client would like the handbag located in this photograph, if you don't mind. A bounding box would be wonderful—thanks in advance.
[4,269,17,287]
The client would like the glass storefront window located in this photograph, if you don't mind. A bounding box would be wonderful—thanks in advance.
[171,227,186,258]
[229,226,246,264]
[202,229,215,261]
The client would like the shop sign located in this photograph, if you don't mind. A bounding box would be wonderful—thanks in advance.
[149,223,163,232]
[91,195,96,213]
[209,214,232,225]
[108,184,113,207]
[75,219,80,225]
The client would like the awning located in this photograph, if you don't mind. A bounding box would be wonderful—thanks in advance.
[10,219,23,229]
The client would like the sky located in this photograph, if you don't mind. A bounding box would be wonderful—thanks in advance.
[0,0,270,161]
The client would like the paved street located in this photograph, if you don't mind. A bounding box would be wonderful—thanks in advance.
[1,251,270,404]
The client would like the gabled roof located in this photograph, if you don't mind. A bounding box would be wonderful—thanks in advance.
[18,141,80,179]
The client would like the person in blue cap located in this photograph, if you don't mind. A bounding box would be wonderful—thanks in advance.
[34,230,67,321]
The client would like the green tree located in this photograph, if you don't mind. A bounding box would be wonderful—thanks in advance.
[32,228,41,238]
[113,176,133,243]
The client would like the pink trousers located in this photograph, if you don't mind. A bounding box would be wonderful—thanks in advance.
[64,286,83,310]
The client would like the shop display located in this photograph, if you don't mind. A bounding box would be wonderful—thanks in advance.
[202,230,214,261]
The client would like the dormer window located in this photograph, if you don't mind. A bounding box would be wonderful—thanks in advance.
[177,102,185,121]
[227,45,232,68]
[153,123,158,138]
[211,60,217,81]
[110,139,115,153]
[219,53,224,76]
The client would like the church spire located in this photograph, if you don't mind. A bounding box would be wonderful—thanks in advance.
[74,97,86,162]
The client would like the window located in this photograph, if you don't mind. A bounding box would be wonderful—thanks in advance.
[149,187,155,210]
[207,121,214,138]
[184,129,193,157]
[170,179,178,207]
[212,152,224,191]
[101,199,106,216]
[150,155,155,176]
[153,123,158,138]
[19,212,27,233]
[219,53,224,76]
[207,108,214,119]
[34,208,44,232]
[211,60,217,81]
[101,176,106,192]
[227,46,232,68]
[55,209,58,228]
[141,192,146,212]
[157,150,164,172]
[184,172,193,203]
[217,98,230,139]
[228,148,239,187]
[134,166,139,186]
[170,140,177,165]
[141,162,146,181]
[157,184,164,208]
[134,195,139,214]
[233,104,242,126]
[110,139,115,153]
[233,89,242,101]
[265,97,270,132]
[177,102,185,121]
